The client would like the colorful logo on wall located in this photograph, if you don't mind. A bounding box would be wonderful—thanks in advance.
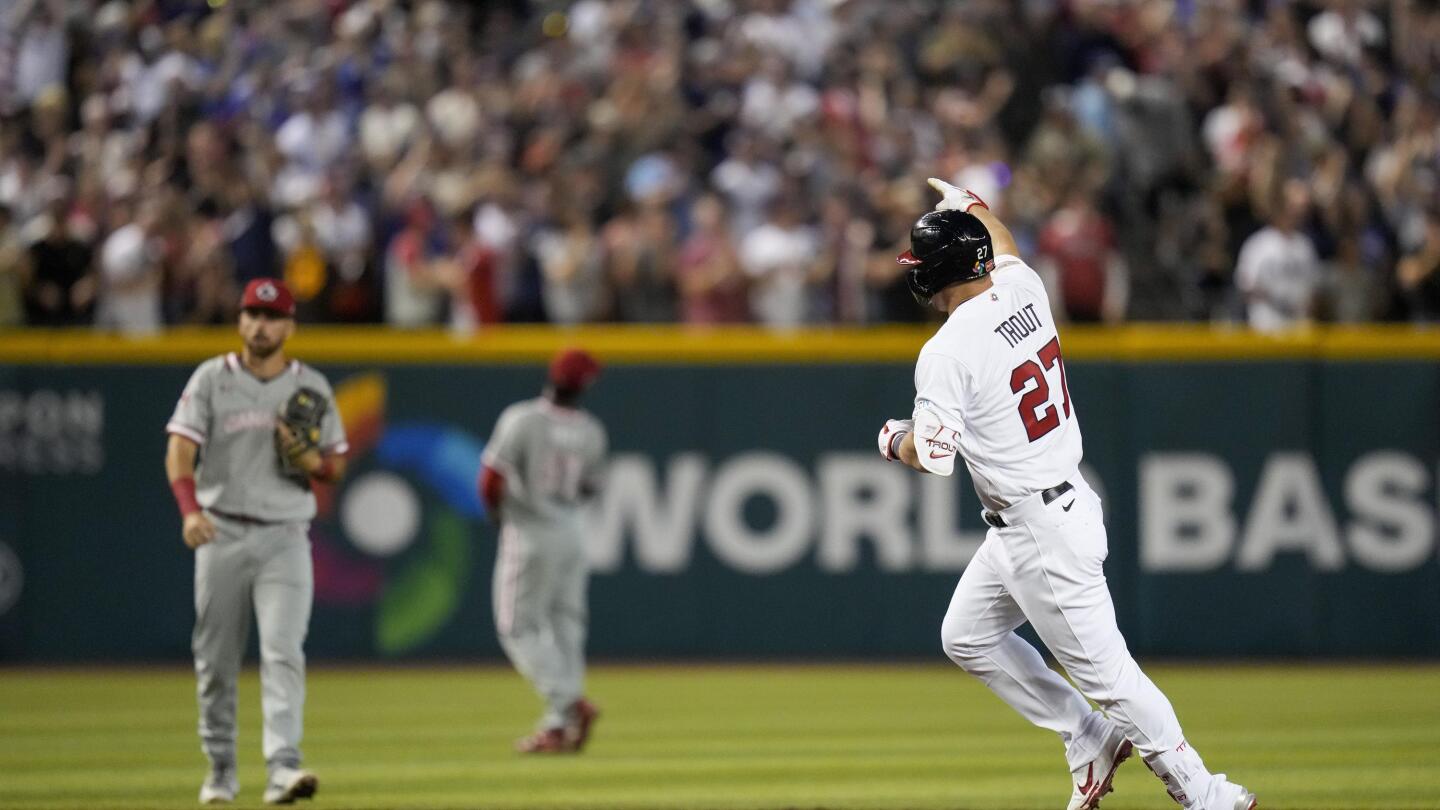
[311,373,489,655]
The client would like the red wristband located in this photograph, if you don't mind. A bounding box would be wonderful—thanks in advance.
[171,476,201,517]
[479,465,505,513]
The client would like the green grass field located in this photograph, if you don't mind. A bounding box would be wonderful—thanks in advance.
[1,663,1437,810]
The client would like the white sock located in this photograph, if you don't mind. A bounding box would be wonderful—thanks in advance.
[1065,711,1117,771]
[1144,741,1214,808]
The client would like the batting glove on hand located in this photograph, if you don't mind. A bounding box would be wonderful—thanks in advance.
[878,418,913,462]
[927,178,989,213]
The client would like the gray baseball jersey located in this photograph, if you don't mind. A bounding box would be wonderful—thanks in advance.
[482,398,607,538]
[167,352,348,522]
[485,396,606,734]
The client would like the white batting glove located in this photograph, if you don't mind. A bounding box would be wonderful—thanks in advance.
[878,418,913,462]
[927,178,989,213]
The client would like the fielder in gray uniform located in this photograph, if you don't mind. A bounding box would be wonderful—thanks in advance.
[165,279,348,805]
[479,348,608,753]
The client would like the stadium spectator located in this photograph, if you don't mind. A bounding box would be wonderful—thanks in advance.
[676,194,748,324]
[1036,190,1128,324]
[536,206,607,326]
[0,204,29,327]
[12,0,66,107]
[24,197,94,326]
[711,132,782,240]
[1307,0,1384,67]
[222,181,281,287]
[359,72,423,174]
[1235,181,1322,332]
[427,64,484,152]
[604,200,677,323]
[442,211,503,332]
[180,199,238,326]
[740,194,822,329]
[95,197,164,334]
[1322,235,1387,324]
[864,180,930,324]
[384,198,448,328]
[1397,212,1440,322]
[273,208,329,319]
[740,57,819,141]
[816,192,873,324]
[274,85,352,208]
[1,0,1436,329]
[310,176,375,314]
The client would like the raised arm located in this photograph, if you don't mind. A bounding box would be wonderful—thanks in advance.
[927,178,1020,258]
[967,204,1020,259]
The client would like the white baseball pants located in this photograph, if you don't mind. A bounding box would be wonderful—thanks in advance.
[940,476,1194,765]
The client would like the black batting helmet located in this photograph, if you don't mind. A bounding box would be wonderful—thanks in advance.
[897,209,995,305]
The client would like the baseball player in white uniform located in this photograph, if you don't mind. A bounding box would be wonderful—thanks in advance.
[165,279,348,805]
[479,348,608,753]
[877,180,1257,810]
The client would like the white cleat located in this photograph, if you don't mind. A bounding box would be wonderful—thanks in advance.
[263,766,318,805]
[1067,724,1134,810]
[198,764,237,804]
[1209,774,1258,810]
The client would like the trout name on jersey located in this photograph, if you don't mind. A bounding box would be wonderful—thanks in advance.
[994,303,1044,348]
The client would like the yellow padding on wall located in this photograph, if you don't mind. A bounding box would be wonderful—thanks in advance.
[2,324,1440,364]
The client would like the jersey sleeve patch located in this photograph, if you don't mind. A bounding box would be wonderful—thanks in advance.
[913,408,960,476]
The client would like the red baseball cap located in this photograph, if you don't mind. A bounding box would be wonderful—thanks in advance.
[240,278,296,317]
[549,348,602,391]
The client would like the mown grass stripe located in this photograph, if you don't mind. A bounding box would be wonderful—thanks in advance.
[0,663,1437,808]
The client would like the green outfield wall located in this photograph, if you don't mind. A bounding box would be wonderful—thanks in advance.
[1,326,1437,661]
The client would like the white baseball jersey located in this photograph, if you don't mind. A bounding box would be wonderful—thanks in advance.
[1234,225,1320,332]
[911,255,1082,511]
[930,255,1234,803]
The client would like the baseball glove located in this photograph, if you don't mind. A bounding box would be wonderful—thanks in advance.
[277,386,327,482]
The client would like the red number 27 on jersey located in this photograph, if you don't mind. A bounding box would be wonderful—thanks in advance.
[1009,337,1071,442]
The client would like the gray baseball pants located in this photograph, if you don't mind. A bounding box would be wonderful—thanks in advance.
[193,515,312,770]
[493,524,588,730]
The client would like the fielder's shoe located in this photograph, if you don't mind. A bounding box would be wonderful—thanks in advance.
[1067,723,1134,810]
[1207,775,1257,810]
[262,766,318,805]
[567,698,600,751]
[198,763,238,804]
[515,727,572,753]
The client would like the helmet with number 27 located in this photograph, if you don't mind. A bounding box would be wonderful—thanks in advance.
[897,209,995,305]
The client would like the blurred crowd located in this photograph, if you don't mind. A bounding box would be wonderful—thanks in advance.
[2,0,1439,333]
